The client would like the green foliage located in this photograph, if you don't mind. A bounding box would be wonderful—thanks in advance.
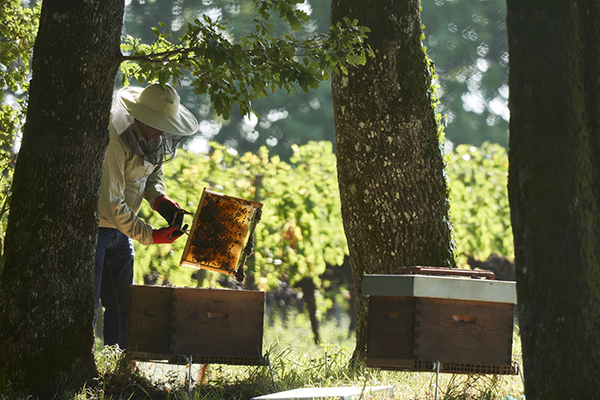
[447,142,513,263]
[0,0,39,255]
[118,0,344,160]
[1,0,512,164]
[256,0,311,31]
[133,141,347,289]
[1,0,512,277]
[120,0,372,119]
[0,0,38,152]
[0,1,38,94]
[135,141,512,289]
[119,0,507,159]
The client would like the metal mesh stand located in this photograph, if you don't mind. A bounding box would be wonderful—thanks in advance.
[515,361,524,387]
[427,359,520,400]
[433,360,440,400]
[187,355,193,396]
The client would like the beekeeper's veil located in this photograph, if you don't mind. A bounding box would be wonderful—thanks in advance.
[111,83,198,165]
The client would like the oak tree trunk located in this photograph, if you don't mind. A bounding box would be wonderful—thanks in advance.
[331,0,456,361]
[507,1,600,397]
[0,0,123,396]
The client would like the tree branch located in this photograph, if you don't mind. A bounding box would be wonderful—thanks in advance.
[121,46,201,62]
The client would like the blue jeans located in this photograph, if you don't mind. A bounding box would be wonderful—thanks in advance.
[94,228,135,349]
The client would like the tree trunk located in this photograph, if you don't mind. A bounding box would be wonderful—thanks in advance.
[507,1,600,397]
[0,0,123,396]
[331,0,456,361]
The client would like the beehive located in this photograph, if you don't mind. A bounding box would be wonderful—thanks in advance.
[129,285,265,365]
[363,270,517,373]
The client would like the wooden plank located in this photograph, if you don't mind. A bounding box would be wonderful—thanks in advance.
[250,386,394,400]
[179,189,209,270]
[171,288,265,358]
[128,285,173,354]
[396,266,496,280]
[366,357,416,370]
[414,297,514,365]
[367,296,415,361]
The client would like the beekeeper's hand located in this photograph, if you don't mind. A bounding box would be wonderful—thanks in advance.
[154,195,184,227]
[153,225,186,244]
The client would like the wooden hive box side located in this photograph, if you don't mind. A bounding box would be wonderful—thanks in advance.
[414,297,514,365]
[128,285,174,357]
[171,288,265,358]
[366,296,416,369]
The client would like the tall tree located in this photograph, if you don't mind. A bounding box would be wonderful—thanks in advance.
[331,0,456,361]
[507,1,600,397]
[0,0,368,396]
[0,0,124,396]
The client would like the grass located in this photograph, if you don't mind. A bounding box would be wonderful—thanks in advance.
[78,311,525,400]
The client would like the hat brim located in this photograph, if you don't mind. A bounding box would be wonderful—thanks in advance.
[117,87,198,136]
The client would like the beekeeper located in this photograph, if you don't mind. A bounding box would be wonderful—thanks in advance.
[94,83,198,349]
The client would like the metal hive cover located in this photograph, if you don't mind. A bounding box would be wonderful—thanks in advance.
[362,274,517,304]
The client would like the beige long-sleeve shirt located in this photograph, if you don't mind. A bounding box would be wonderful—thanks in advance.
[97,119,165,245]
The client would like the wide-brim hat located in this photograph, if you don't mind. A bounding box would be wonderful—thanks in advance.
[117,83,198,136]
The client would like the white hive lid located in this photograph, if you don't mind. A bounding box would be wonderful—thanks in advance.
[362,274,517,304]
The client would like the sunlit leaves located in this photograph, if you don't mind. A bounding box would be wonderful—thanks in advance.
[119,2,372,119]
[256,0,311,31]
[0,1,40,244]
[133,141,512,288]
[447,142,512,263]
[0,1,38,92]
[132,141,347,288]
[0,0,39,152]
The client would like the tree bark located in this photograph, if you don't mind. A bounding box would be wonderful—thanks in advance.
[507,1,600,397]
[0,0,123,396]
[331,0,456,361]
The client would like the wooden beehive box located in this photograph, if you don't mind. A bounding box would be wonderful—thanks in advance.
[363,269,517,374]
[128,285,265,365]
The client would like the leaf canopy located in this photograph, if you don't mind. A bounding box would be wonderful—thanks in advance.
[120,0,373,119]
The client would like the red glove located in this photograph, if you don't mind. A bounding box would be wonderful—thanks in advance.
[154,195,183,227]
[152,225,184,244]
[154,194,180,210]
